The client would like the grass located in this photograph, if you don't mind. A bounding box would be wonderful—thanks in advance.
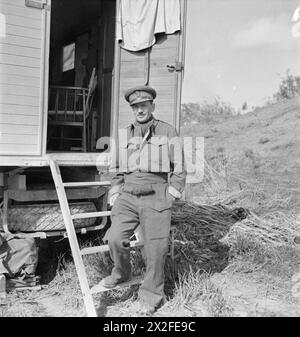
[222,211,300,278]
[164,269,233,317]
[191,151,296,216]
[0,289,45,317]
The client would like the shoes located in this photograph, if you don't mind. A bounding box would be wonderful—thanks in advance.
[102,275,131,289]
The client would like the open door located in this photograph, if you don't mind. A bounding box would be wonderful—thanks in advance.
[46,0,115,153]
[114,0,187,135]
[0,0,50,156]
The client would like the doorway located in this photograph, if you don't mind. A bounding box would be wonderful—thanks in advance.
[46,0,115,153]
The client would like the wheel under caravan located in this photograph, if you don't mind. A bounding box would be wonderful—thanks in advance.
[0,0,187,236]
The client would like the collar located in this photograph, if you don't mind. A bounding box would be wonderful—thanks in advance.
[130,117,159,134]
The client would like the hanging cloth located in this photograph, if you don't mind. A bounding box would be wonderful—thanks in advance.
[116,0,181,52]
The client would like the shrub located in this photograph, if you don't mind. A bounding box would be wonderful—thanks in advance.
[273,70,300,101]
[181,102,201,124]
[181,97,236,125]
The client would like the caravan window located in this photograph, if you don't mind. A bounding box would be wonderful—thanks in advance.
[62,42,75,72]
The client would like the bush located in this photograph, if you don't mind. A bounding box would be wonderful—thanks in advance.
[181,97,236,125]
[181,102,201,125]
[273,70,300,101]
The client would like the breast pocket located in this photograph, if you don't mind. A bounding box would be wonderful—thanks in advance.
[119,138,141,171]
[148,136,170,172]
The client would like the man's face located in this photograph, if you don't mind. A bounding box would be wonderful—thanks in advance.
[131,100,155,123]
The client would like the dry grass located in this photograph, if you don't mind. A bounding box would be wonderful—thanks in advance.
[192,157,295,214]
[224,212,300,248]
[0,289,45,317]
[163,269,233,317]
[221,211,300,278]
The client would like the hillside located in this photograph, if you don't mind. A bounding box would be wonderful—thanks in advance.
[179,98,300,317]
[181,98,300,214]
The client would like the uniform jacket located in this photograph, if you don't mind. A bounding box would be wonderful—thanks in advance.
[109,117,186,197]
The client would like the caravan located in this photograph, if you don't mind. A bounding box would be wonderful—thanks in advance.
[0,0,186,235]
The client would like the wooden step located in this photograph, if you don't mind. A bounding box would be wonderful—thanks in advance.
[90,276,143,294]
[71,211,111,220]
[80,239,144,256]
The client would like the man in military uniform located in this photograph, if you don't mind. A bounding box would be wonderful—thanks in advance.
[103,85,186,314]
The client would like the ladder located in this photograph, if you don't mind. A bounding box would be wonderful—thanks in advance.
[49,159,144,317]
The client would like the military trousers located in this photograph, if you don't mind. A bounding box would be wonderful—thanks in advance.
[103,182,173,308]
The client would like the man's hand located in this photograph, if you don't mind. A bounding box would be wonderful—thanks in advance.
[109,192,121,206]
[168,185,182,201]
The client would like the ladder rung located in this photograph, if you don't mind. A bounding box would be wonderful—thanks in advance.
[72,211,111,220]
[63,181,111,187]
[80,240,144,256]
[90,276,143,294]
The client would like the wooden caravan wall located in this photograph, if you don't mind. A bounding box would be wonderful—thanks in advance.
[0,0,48,156]
[117,32,181,130]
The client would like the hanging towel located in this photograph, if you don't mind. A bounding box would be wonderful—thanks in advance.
[116,0,181,52]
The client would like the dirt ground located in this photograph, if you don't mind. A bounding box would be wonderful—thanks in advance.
[210,271,300,317]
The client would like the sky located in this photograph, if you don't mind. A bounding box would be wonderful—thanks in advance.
[181,0,300,110]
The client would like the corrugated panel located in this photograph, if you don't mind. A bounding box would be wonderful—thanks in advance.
[0,63,40,77]
[0,93,39,106]
[120,49,147,61]
[0,123,39,134]
[0,53,41,68]
[0,43,41,58]
[120,60,145,76]
[0,72,40,87]
[120,37,177,61]
[0,0,46,156]
[5,23,41,39]
[0,133,37,144]
[2,14,41,29]
[0,83,40,96]
[0,104,39,116]
[1,34,41,49]
[0,113,39,125]
[0,3,42,19]
[0,144,38,154]
[1,0,29,8]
